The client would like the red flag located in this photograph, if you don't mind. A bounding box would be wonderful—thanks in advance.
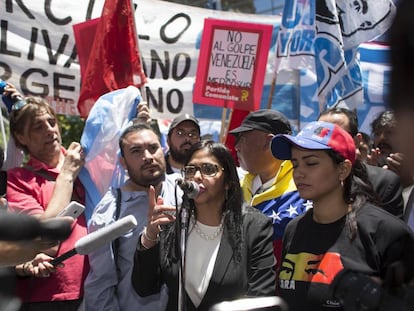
[74,0,147,118]
[224,108,250,165]
[73,18,100,79]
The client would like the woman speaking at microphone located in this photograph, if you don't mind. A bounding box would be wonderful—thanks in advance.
[131,140,276,310]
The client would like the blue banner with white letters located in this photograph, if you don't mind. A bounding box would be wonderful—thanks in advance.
[272,0,395,130]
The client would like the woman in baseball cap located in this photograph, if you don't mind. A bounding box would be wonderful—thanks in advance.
[270,121,414,311]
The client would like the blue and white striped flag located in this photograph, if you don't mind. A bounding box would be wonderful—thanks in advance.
[79,86,141,221]
[275,0,396,126]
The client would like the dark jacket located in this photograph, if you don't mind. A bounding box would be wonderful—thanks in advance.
[364,163,404,218]
[132,208,276,310]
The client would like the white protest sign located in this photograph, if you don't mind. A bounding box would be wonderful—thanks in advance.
[193,18,273,111]
[0,0,280,118]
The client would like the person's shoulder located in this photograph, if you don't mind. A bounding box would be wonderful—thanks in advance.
[285,208,310,227]
[241,206,274,239]
[243,205,263,215]
[163,173,182,193]
[161,173,183,205]
[242,205,272,226]
[358,202,398,218]
[356,203,408,231]
[6,166,45,186]
[165,173,180,183]
[356,203,414,248]
[365,163,399,180]
[7,166,34,178]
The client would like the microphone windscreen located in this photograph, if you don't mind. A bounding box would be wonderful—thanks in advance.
[75,215,137,255]
[0,212,41,241]
[39,218,73,241]
[176,178,199,199]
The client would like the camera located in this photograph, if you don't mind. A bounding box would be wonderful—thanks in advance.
[0,79,26,111]
[332,269,414,311]
[0,79,8,93]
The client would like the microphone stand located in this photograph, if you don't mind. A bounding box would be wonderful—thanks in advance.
[178,193,191,311]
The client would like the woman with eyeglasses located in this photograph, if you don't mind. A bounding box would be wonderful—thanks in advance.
[132,140,276,310]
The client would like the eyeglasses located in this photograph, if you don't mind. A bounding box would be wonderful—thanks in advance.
[175,129,199,139]
[234,133,247,145]
[182,163,224,178]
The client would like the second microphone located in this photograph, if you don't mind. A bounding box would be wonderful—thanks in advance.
[176,178,200,199]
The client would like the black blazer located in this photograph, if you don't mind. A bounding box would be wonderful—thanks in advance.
[364,163,404,218]
[132,207,276,310]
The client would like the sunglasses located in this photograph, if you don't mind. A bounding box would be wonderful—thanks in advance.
[182,163,224,178]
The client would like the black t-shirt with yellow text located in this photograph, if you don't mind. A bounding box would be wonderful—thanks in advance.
[278,204,414,311]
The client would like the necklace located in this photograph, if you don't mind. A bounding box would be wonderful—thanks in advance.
[193,218,224,240]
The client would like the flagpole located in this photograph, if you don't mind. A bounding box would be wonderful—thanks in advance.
[266,71,277,109]
[128,0,148,104]
[294,69,301,130]
[219,102,229,143]
[74,0,147,118]
[130,0,149,109]
[223,108,233,143]
[140,86,147,102]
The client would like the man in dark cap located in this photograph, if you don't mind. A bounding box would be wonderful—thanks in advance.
[166,114,201,174]
[229,109,309,267]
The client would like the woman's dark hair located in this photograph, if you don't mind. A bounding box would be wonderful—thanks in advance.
[162,140,243,265]
[326,149,379,240]
[9,97,58,154]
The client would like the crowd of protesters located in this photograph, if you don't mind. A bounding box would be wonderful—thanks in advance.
[0,0,414,310]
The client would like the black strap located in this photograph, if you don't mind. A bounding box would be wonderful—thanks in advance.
[24,165,55,181]
[112,188,122,279]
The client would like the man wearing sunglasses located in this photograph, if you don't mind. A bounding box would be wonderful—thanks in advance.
[229,109,309,269]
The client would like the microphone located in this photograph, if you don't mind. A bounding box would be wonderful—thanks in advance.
[50,215,137,266]
[176,178,200,199]
[0,212,72,241]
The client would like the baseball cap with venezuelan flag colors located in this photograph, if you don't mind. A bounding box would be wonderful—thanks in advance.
[270,121,356,164]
